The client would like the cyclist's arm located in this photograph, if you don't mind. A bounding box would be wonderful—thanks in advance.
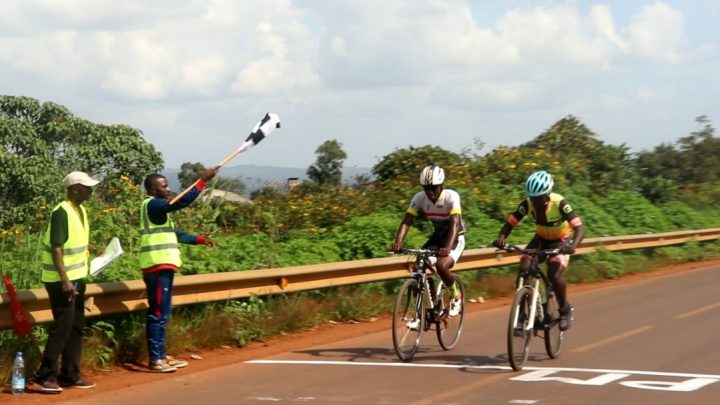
[569,224,585,251]
[560,199,584,252]
[440,214,460,256]
[391,212,415,252]
[493,200,527,247]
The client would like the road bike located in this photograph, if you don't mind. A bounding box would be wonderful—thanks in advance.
[391,248,466,361]
[498,244,565,371]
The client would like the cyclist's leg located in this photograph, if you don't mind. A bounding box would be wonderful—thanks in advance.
[434,235,464,294]
[441,235,465,316]
[422,237,450,286]
[547,254,573,330]
[519,237,541,274]
[547,258,568,308]
[447,235,465,296]
[435,257,454,286]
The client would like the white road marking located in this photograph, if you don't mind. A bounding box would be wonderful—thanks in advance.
[509,400,538,404]
[571,325,656,353]
[245,359,720,379]
[674,301,720,319]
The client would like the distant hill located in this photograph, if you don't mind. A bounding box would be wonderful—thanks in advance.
[163,164,373,195]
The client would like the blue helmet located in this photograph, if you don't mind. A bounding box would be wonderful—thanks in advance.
[525,171,554,197]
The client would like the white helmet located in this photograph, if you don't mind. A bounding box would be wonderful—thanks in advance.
[525,170,554,197]
[420,165,445,186]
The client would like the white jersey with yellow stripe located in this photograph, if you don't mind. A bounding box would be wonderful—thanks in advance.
[407,189,465,236]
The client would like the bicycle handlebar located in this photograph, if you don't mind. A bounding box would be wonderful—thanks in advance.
[387,248,438,257]
[496,244,562,256]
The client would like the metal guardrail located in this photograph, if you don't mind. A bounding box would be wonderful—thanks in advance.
[2,228,719,329]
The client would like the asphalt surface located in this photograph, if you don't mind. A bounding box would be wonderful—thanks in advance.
[54,263,720,404]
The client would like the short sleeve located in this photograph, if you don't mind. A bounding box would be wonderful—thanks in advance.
[49,207,69,246]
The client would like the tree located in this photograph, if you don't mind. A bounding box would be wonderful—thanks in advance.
[178,162,206,189]
[372,145,464,183]
[634,116,719,193]
[307,139,347,187]
[675,116,720,184]
[179,161,246,194]
[0,95,163,228]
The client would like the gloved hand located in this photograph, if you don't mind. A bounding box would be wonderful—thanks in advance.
[492,235,506,249]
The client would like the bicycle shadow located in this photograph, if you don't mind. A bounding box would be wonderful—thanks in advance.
[293,346,395,362]
[294,346,509,369]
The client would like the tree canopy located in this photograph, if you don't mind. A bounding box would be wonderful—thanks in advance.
[372,145,465,184]
[178,161,246,195]
[0,95,163,228]
[307,139,347,186]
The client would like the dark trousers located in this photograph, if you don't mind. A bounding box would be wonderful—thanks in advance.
[143,270,174,365]
[35,280,86,385]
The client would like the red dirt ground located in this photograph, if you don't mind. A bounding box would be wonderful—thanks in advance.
[3,259,718,404]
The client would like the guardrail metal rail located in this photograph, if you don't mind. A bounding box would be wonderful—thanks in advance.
[2,228,719,329]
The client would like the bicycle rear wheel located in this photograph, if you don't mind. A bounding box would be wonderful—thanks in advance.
[507,287,533,371]
[392,278,424,361]
[544,292,565,358]
[436,275,465,350]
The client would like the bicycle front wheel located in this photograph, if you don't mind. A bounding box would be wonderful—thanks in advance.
[544,292,565,358]
[392,278,424,361]
[507,287,533,371]
[436,275,465,350]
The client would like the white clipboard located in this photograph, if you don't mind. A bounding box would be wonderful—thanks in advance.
[90,237,124,276]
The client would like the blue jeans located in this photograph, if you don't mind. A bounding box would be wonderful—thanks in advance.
[143,270,174,365]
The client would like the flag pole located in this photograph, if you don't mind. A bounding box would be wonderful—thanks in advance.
[169,148,242,204]
[168,113,280,205]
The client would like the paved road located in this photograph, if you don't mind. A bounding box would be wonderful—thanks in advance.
[62,263,720,404]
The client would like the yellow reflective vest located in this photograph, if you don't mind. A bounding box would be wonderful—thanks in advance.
[139,197,182,269]
[41,201,90,282]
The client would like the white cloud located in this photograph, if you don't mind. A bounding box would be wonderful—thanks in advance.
[0,0,718,169]
[587,4,629,54]
[626,2,687,63]
[232,57,320,95]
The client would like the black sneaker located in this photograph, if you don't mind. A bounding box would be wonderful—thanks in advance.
[559,305,574,331]
[28,379,63,393]
[59,378,96,389]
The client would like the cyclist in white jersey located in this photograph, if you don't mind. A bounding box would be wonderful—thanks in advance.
[391,165,466,316]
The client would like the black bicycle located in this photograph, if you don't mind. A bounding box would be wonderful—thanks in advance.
[391,248,466,361]
[498,244,565,371]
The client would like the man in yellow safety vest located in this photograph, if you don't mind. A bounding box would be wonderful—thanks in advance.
[30,171,100,393]
[140,166,218,372]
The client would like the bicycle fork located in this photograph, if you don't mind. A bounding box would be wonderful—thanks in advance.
[514,278,543,333]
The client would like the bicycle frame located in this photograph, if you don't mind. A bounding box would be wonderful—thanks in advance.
[391,247,465,360]
[514,262,549,334]
[503,244,566,370]
[407,249,443,316]
[508,246,561,334]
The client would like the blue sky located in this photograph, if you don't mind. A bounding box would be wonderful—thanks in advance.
[1,1,718,170]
